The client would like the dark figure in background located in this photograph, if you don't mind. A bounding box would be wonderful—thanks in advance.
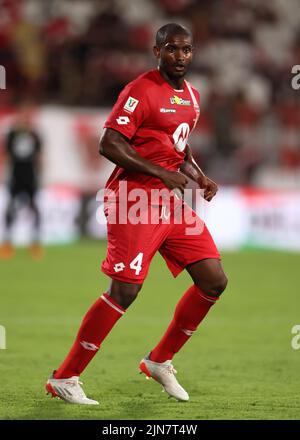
[0,104,43,259]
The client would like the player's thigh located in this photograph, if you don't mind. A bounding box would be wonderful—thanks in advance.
[102,219,168,284]
[159,204,221,279]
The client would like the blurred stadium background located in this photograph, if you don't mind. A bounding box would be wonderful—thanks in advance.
[0,0,300,248]
[0,0,300,420]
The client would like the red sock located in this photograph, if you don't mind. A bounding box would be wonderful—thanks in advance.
[149,285,218,363]
[54,293,125,378]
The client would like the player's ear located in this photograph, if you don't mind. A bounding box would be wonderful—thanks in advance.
[153,46,160,60]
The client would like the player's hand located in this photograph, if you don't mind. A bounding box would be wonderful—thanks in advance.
[159,169,188,193]
[198,175,218,202]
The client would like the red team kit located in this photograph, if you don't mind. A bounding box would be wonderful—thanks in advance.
[101,69,220,284]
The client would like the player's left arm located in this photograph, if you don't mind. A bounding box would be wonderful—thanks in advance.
[180,144,218,202]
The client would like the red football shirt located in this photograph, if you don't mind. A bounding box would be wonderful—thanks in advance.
[103,68,200,199]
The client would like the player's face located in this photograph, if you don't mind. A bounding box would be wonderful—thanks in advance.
[154,34,193,80]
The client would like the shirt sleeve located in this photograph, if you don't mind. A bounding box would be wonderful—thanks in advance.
[104,80,149,140]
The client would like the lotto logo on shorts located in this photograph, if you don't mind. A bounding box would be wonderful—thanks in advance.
[114,262,125,272]
[123,96,139,113]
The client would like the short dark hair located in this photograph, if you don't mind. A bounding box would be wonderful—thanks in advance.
[155,23,192,47]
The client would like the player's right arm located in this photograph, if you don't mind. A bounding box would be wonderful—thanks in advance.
[100,128,187,192]
[99,80,187,192]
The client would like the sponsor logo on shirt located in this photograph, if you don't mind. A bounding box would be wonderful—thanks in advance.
[123,96,139,113]
[116,116,130,125]
[160,108,176,113]
[170,95,191,106]
[173,122,190,152]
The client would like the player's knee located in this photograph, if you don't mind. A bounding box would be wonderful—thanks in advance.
[196,273,228,298]
[209,273,228,297]
[108,281,142,309]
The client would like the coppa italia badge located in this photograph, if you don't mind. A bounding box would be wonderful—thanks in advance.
[170,95,191,106]
[124,96,139,112]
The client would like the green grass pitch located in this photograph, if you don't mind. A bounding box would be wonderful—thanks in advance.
[0,241,299,420]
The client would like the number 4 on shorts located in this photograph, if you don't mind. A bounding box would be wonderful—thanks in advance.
[130,252,144,275]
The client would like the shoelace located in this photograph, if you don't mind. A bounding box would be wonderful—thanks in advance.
[65,379,86,398]
[65,380,83,386]
[165,364,177,375]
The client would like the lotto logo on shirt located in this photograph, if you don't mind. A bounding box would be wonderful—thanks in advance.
[123,96,139,113]
[116,116,130,125]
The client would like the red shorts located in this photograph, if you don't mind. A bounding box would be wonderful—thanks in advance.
[101,201,220,284]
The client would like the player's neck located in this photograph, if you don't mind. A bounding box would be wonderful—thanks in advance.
[158,68,185,91]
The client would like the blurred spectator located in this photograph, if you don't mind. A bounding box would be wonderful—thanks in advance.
[0,102,43,259]
[0,0,299,187]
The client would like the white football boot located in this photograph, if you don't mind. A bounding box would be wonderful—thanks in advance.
[139,356,189,402]
[46,373,99,405]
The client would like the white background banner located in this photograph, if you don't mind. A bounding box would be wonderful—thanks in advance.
[1,185,300,251]
[1,107,300,250]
